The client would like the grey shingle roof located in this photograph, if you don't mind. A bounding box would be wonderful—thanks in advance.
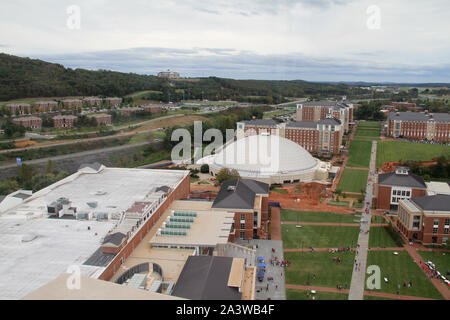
[212,179,269,210]
[102,232,127,246]
[286,121,317,129]
[378,172,426,189]
[388,111,450,123]
[171,256,241,300]
[319,118,342,125]
[242,119,278,126]
[411,194,450,212]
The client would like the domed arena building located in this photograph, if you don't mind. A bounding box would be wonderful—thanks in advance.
[197,134,337,185]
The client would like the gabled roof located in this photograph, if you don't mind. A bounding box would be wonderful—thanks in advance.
[102,232,127,246]
[378,172,426,189]
[388,111,450,123]
[319,117,342,125]
[212,179,269,210]
[411,194,450,212]
[286,121,317,129]
[171,256,241,300]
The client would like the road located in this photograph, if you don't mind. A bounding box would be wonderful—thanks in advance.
[0,114,184,154]
[348,140,377,300]
[0,142,150,170]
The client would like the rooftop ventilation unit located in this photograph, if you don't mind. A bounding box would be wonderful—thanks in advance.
[173,211,197,217]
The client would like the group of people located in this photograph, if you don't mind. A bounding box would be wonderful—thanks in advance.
[328,247,351,253]
[333,257,343,263]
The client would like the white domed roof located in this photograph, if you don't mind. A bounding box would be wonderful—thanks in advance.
[212,134,318,177]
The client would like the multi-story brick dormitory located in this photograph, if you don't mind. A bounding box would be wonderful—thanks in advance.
[61,99,83,109]
[142,105,163,114]
[12,116,42,129]
[87,114,112,126]
[397,194,450,244]
[6,103,31,115]
[374,166,427,211]
[53,115,78,128]
[120,107,143,116]
[105,97,123,107]
[295,100,355,133]
[83,97,103,107]
[34,101,58,112]
[387,111,450,142]
[236,116,343,155]
[212,179,269,241]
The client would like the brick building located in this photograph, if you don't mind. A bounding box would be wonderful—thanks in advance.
[61,99,83,109]
[34,101,58,112]
[236,117,343,155]
[157,71,180,79]
[295,100,354,133]
[212,179,269,241]
[53,115,78,128]
[12,116,42,129]
[6,103,31,115]
[83,97,103,107]
[392,102,417,109]
[397,194,450,244]
[142,105,163,114]
[374,166,427,211]
[387,111,450,142]
[121,107,143,116]
[105,97,123,107]
[88,113,112,126]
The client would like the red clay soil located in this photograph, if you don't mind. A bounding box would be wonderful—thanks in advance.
[285,284,435,300]
[269,183,354,214]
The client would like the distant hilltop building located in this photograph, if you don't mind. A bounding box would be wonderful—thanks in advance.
[157,70,180,79]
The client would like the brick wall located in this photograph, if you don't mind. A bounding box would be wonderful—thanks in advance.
[98,174,190,281]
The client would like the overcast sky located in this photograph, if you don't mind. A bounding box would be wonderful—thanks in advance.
[1,0,449,82]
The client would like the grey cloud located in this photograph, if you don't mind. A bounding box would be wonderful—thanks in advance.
[32,46,450,82]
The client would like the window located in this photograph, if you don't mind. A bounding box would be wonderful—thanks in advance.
[432,228,438,234]
[445,219,450,226]
[240,214,246,221]
[240,223,245,230]
[445,229,449,235]
[240,232,245,239]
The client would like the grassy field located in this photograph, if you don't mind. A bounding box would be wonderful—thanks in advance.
[371,215,387,224]
[280,209,360,223]
[286,289,348,300]
[337,168,369,193]
[354,122,381,139]
[376,141,450,168]
[363,295,397,300]
[282,225,359,249]
[272,188,288,194]
[417,251,450,282]
[347,140,373,168]
[369,227,400,248]
[365,251,443,299]
[263,110,294,118]
[284,251,355,288]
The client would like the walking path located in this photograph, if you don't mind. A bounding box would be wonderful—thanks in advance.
[270,207,282,241]
[348,140,377,300]
[286,284,435,300]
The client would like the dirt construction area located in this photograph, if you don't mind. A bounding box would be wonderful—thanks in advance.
[269,183,354,214]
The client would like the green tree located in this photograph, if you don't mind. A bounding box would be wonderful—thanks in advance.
[200,164,210,174]
[216,168,241,183]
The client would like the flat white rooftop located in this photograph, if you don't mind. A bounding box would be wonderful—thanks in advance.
[426,181,450,196]
[0,166,189,300]
[150,200,234,248]
[0,217,115,300]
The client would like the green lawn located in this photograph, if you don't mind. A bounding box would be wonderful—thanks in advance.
[369,227,399,248]
[371,215,387,224]
[285,251,355,288]
[417,251,450,287]
[376,141,450,168]
[286,289,348,300]
[272,188,288,194]
[365,251,444,299]
[363,295,397,300]
[282,225,359,249]
[357,122,382,129]
[347,140,372,168]
[328,200,350,207]
[337,169,369,193]
[281,209,360,223]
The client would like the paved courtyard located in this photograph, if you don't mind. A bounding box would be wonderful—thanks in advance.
[235,239,286,300]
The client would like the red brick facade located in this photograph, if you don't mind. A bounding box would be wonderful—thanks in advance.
[376,185,427,210]
[12,117,42,129]
[53,115,78,128]
[7,103,31,115]
[98,173,190,281]
[397,215,450,244]
[88,114,112,125]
